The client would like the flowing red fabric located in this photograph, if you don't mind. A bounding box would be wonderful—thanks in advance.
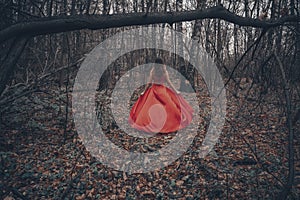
[128,84,193,133]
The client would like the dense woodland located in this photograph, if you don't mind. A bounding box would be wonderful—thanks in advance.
[0,0,300,199]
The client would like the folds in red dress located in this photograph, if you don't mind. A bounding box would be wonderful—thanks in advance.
[128,83,193,133]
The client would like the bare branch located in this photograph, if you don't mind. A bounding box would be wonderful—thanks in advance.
[0,5,299,43]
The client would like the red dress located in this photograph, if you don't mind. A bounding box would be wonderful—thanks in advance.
[128,77,193,133]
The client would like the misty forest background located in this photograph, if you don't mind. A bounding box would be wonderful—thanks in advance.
[0,0,300,199]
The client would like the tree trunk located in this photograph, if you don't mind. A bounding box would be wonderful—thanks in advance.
[0,37,28,96]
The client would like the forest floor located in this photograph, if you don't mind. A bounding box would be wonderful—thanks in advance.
[0,74,300,200]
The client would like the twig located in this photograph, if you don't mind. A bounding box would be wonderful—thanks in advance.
[60,149,85,199]
[224,29,267,88]
[0,58,82,106]
[227,119,285,186]
[0,184,29,200]
[212,29,268,106]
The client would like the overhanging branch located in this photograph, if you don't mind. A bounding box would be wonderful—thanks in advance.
[0,5,299,43]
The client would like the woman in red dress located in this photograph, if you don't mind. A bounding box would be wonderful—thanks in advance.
[128,58,194,134]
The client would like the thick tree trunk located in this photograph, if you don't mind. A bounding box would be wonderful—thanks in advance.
[0,37,28,96]
[274,52,295,200]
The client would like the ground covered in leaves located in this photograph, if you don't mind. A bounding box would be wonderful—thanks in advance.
[1,74,300,199]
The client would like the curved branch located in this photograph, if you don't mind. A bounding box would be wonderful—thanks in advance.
[0,5,299,43]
